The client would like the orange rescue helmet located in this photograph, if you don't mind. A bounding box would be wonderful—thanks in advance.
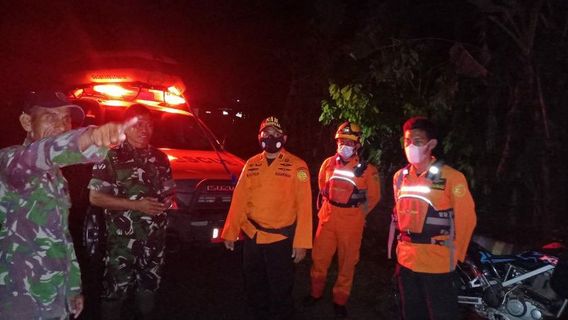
[335,121,362,142]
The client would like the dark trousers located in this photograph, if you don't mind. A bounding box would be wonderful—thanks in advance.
[100,290,156,320]
[243,235,295,320]
[395,264,459,320]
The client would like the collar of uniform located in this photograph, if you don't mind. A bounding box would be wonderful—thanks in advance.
[120,140,153,159]
[335,154,359,167]
[261,148,286,162]
[409,156,437,177]
[22,136,32,147]
[121,140,151,152]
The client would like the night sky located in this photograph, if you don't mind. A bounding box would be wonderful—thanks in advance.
[0,1,314,154]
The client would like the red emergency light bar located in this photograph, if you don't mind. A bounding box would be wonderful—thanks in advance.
[93,84,133,98]
[71,83,188,109]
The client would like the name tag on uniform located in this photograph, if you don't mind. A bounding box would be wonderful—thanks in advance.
[431,178,446,190]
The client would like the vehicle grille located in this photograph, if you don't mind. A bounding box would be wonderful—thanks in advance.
[175,179,197,209]
[174,179,235,212]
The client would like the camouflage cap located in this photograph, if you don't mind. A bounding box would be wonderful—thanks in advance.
[23,90,85,124]
[259,116,284,134]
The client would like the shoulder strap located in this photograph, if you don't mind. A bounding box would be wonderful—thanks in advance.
[388,164,410,259]
[425,160,444,181]
[424,159,457,270]
[318,157,337,209]
[395,164,411,190]
[353,159,368,177]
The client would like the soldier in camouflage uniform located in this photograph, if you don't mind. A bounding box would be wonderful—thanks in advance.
[0,90,136,320]
[89,104,175,320]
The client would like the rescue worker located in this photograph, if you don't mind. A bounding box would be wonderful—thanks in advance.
[222,116,313,320]
[0,90,135,319]
[305,121,381,318]
[89,104,175,320]
[390,116,477,320]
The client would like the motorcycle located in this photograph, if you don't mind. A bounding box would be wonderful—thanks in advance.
[456,240,568,320]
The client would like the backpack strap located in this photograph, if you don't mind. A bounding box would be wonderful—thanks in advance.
[388,165,410,259]
[423,160,457,270]
[425,160,444,181]
[318,156,338,210]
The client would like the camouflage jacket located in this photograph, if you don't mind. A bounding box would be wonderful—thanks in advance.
[0,128,107,319]
[88,141,175,231]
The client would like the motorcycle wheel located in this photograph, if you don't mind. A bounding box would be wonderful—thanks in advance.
[483,285,503,309]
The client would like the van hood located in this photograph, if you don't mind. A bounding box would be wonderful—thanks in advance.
[159,148,245,181]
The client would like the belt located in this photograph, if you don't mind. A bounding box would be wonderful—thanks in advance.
[398,232,448,246]
[329,200,359,208]
[248,218,296,238]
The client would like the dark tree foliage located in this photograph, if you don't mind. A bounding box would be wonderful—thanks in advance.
[279,0,568,245]
[1,1,566,246]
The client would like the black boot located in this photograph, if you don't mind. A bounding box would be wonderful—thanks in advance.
[301,295,322,307]
[135,290,156,320]
[101,298,124,320]
[333,303,348,318]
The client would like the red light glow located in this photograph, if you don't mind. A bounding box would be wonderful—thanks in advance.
[72,89,84,98]
[165,92,186,105]
[167,86,182,95]
[102,100,129,107]
[93,84,133,98]
[157,106,191,115]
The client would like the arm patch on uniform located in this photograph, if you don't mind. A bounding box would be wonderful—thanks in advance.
[453,184,466,197]
[297,168,308,182]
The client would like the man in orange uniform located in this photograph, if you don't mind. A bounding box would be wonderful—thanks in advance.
[391,117,477,320]
[222,116,313,320]
[305,122,381,318]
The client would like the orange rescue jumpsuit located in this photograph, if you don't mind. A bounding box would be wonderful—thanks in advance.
[222,149,313,249]
[392,161,476,273]
[310,155,381,305]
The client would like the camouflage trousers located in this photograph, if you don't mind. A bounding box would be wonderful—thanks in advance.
[102,212,167,300]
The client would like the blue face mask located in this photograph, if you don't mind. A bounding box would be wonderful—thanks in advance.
[337,145,355,160]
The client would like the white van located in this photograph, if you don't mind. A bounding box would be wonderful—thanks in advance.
[64,51,244,258]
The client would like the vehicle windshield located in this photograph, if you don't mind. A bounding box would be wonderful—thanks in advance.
[99,107,215,150]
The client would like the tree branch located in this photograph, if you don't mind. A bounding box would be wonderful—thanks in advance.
[536,69,550,139]
[488,16,528,55]
[526,0,544,56]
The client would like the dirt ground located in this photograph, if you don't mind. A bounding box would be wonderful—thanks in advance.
[78,242,398,320]
[75,211,475,320]
[74,207,566,320]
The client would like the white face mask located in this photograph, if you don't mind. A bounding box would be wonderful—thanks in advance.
[405,143,429,164]
[337,145,355,160]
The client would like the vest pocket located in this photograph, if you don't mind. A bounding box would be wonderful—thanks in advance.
[396,197,429,233]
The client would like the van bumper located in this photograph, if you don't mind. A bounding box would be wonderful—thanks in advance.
[167,209,227,244]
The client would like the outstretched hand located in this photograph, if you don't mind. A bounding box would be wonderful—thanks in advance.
[80,117,139,150]
[92,117,138,147]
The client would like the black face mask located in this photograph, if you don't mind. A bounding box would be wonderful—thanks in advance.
[259,136,285,153]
